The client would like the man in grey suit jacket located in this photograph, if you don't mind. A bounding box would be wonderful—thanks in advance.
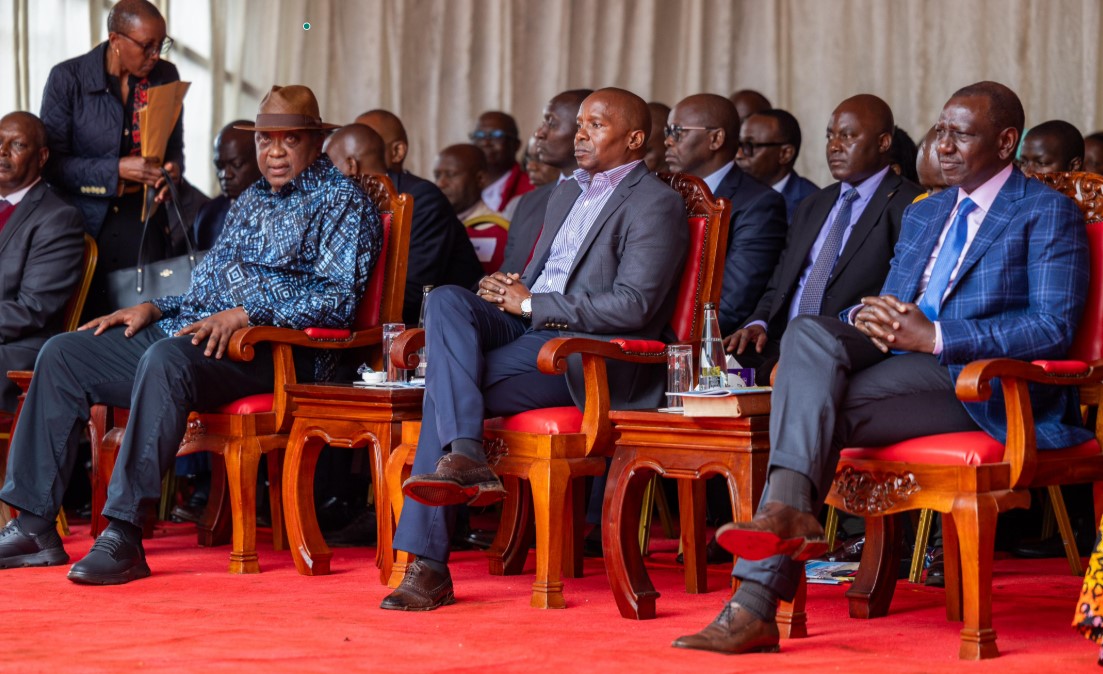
[385,88,688,611]
[0,112,85,412]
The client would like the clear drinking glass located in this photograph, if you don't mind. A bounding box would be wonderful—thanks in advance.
[666,344,694,408]
[382,322,407,382]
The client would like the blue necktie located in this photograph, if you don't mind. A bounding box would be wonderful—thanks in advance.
[916,197,977,320]
[797,188,860,316]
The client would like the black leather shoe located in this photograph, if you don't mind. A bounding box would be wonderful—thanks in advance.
[0,518,70,568]
[324,509,378,548]
[925,547,945,587]
[67,527,151,585]
[583,527,603,558]
[402,453,506,507]
[379,559,455,611]
[676,537,734,565]
[715,501,827,562]
[824,535,865,562]
[672,601,780,654]
[464,528,497,551]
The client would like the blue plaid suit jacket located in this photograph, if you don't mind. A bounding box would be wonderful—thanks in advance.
[880,168,1093,449]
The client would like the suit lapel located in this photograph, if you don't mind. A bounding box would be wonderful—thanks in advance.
[944,169,1026,300]
[0,182,45,257]
[713,165,741,201]
[830,172,901,283]
[898,190,957,301]
[784,184,839,281]
[563,166,643,280]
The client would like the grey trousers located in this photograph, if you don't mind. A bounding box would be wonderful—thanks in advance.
[0,325,274,527]
[733,316,979,600]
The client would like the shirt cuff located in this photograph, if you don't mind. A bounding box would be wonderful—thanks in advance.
[745,319,768,333]
[932,321,943,355]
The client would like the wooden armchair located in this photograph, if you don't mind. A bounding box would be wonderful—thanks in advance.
[88,174,411,573]
[463,212,511,273]
[825,170,1103,659]
[385,173,731,608]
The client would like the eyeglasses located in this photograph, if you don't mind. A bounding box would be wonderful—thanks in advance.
[117,32,174,58]
[469,129,515,142]
[663,124,718,143]
[737,141,786,157]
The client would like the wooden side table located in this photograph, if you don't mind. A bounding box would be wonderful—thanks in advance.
[603,409,807,638]
[281,383,423,584]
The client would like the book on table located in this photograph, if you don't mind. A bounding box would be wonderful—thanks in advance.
[672,387,772,418]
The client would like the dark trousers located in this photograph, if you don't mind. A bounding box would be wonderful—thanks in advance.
[392,286,573,563]
[0,326,274,527]
[733,316,979,600]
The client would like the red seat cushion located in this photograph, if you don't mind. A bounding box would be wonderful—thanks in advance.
[217,393,274,415]
[842,431,1100,466]
[488,406,583,435]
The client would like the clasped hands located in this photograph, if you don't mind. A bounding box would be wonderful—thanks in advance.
[476,272,531,316]
[853,294,936,353]
[80,304,250,359]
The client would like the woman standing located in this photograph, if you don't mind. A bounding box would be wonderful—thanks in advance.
[39,0,184,320]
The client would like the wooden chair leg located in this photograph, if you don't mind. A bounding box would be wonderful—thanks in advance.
[282,433,332,576]
[223,443,261,574]
[384,429,416,588]
[943,513,963,621]
[845,514,901,619]
[567,476,585,578]
[951,494,999,660]
[488,477,533,576]
[1047,484,1084,576]
[777,572,808,639]
[197,459,231,547]
[602,450,659,620]
[528,459,569,609]
[266,449,286,552]
[909,508,934,583]
[678,478,707,594]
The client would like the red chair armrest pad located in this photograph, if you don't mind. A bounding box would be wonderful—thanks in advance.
[303,327,352,340]
[610,339,666,354]
[1031,360,1090,375]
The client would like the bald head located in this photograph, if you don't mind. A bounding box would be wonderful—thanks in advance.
[433,143,488,214]
[356,110,408,171]
[916,125,946,193]
[1021,119,1084,174]
[825,94,895,183]
[325,123,387,178]
[729,89,771,125]
[664,93,740,176]
[107,0,163,33]
[574,88,650,173]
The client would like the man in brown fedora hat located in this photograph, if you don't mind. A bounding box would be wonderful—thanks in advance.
[0,84,383,586]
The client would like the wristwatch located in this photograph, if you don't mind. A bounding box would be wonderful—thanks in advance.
[520,296,532,320]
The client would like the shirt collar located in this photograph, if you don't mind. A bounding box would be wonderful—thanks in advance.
[0,178,40,204]
[255,153,336,198]
[840,165,891,203]
[771,172,792,193]
[703,160,735,195]
[956,163,1013,213]
[573,160,642,191]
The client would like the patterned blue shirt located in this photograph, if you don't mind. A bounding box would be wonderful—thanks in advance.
[150,154,382,337]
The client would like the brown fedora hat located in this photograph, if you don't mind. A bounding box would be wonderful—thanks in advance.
[234,85,340,132]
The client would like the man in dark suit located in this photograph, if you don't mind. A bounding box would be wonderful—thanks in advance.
[677,82,1090,655]
[383,88,688,611]
[0,111,85,413]
[357,110,484,326]
[193,121,261,250]
[665,94,789,334]
[736,109,818,219]
[499,89,592,275]
[724,94,922,385]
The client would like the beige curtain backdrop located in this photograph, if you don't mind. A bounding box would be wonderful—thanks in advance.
[5,0,1103,188]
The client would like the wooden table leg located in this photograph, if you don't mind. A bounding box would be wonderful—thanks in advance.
[602,449,660,619]
[282,427,332,576]
[678,478,707,594]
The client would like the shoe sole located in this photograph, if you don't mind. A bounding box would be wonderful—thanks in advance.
[379,591,456,612]
[714,528,828,562]
[0,549,70,569]
[403,480,506,508]
[671,640,781,655]
[67,561,152,585]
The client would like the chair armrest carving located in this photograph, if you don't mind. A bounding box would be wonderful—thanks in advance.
[391,328,425,370]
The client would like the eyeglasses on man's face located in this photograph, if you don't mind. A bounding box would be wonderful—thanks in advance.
[117,32,174,58]
[737,140,786,157]
[469,129,515,142]
[663,124,718,143]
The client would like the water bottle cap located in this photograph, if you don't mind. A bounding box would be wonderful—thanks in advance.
[703,302,716,310]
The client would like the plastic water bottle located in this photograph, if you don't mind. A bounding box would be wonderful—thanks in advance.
[415,285,432,379]
[698,302,725,390]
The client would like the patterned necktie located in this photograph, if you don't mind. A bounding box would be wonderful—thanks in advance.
[797,188,860,316]
[916,198,977,321]
[0,199,14,234]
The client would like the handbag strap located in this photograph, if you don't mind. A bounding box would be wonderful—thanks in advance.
[133,168,199,295]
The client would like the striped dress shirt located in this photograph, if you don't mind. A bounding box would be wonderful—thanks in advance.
[530,160,642,294]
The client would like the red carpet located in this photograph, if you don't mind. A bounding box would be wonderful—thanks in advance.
[4,522,1097,673]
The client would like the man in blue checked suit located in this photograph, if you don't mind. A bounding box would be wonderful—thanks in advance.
[675,81,1091,655]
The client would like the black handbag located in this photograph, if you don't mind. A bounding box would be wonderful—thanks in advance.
[105,168,205,308]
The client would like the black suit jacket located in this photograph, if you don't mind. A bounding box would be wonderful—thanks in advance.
[0,181,85,410]
[748,170,922,337]
[499,181,558,275]
[388,171,484,325]
[779,170,818,220]
[713,166,789,334]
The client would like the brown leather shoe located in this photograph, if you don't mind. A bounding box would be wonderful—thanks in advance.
[672,602,780,654]
[402,453,507,507]
[379,559,456,611]
[714,501,827,561]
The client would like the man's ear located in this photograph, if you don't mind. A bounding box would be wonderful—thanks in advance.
[390,140,408,167]
[777,144,795,167]
[1070,156,1084,171]
[475,169,489,190]
[347,156,361,177]
[877,132,893,155]
[996,128,1019,162]
[36,146,49,171]
[708,128,725,152]
[627,129,646,152]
